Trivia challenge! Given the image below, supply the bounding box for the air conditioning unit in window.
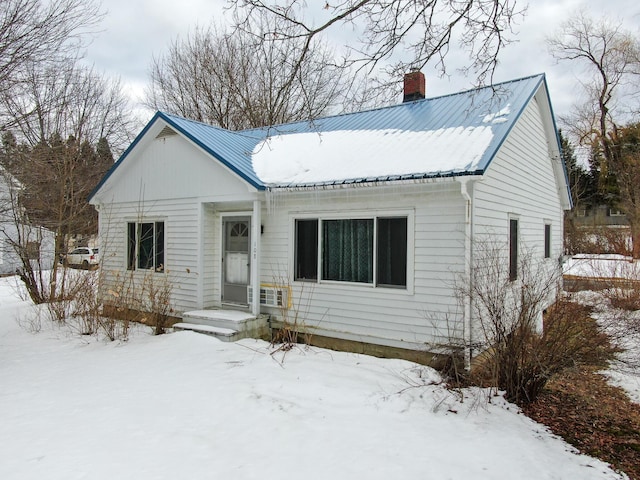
[247,285,289,308]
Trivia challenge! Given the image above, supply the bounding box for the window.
[544,224,551,259]
[377,217,408,287]
[509,218,518,281]
[26,241,40,260]
[127,221,164,272]
[294,216,408,288]
[295,219,318,280]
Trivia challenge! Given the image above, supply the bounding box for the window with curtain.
[294,216,408,288]
[127,221,165,272]
[323,219,374,283]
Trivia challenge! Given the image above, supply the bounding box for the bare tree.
[2,60,135,153]
[146,16,381,130]
[229,0,525,92]
[0,131,114,302]
[547,12,640,176]
[0,0,103,110]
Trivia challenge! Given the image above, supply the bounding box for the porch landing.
[173,309,269,342]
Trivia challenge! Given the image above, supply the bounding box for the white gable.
[91,124,254,205]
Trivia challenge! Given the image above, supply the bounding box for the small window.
[608,208,625,217]
[509,218,518,281]
[127,221,165,272]
[544,224,551,259]
[26,241,40,260]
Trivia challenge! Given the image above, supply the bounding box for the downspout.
[459,177,474,370]
[251,199,262,316]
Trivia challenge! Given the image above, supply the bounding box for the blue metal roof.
[89,73,552,199]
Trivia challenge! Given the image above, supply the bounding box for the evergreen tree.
[559,130,594,208]
[610,122,640,257]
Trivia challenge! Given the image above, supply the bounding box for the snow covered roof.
[90,73,557,197]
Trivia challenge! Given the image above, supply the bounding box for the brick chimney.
[403,71,425,102]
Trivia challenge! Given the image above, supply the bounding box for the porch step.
[177,309,270,341]
[172,322,239,342]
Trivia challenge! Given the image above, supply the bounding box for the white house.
[0,171,55,275]
[88,72,571,363]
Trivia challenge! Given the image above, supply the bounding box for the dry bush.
[102,270,173,336]
[469,299,614,405]
[577,255,640,311]
[604,285,640,311]
[270,276,314,354]
[455,239,615,405]
[565,224,631,256]
[138,273,174,335]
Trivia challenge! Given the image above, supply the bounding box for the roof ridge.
[240,73,546,134]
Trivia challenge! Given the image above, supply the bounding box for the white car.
[64,247,99,268]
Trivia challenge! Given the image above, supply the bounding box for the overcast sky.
[83,0,640,123]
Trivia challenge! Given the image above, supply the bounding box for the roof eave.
[264,169,485,191]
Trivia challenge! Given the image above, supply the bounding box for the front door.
[222,218,250,305]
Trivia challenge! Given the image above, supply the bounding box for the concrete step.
[179,309,270,340]
[172,322,239,342]
[182,309,256,330]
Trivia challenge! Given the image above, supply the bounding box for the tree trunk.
[631,222,640,259]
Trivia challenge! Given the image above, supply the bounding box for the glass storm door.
[222,218,250,304]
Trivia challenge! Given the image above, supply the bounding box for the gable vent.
[156,126,177,139]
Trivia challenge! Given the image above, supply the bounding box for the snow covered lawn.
[0,277,625,479]
[563,254,640,280]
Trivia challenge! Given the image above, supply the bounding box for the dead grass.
[523,360,640,479]
[520,298,640,478]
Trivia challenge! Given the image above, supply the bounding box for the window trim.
[126,219,166,273]
[290,210,414,293]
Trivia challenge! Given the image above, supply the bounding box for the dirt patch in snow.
[524,366,640,479]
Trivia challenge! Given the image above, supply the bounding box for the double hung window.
[127,221,165,272]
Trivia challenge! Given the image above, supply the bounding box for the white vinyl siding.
[474,93,564,262]
[94,128,259,314]
[258,183,467,350]
[98,199,201,312]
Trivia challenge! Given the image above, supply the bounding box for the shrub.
[457,239,613,405]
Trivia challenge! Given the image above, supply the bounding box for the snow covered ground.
[563,254,640,280]
[0,275,629,480]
